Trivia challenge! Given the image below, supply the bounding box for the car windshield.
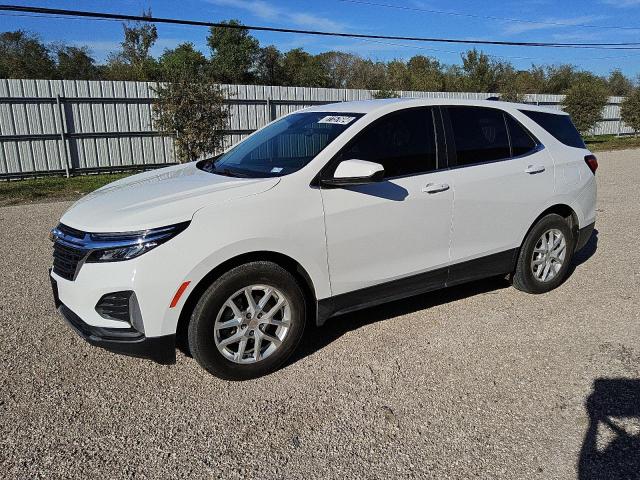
[198,111,363,178]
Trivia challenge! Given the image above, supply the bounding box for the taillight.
[584,154,598,174]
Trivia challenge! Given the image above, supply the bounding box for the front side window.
[199,111,363,178]
[336,107,437,178]
[447,107,510,166]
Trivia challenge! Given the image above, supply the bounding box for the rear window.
[447,106,511,166]
[520,110,586,149]
[505,115,538,157]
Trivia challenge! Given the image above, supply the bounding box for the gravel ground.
[1,150,639,479]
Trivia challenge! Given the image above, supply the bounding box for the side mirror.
[320,159,385,187]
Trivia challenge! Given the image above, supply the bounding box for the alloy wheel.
[214,285,291,364]
[530,228,567,282]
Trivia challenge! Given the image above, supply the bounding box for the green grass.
[585,134,640,152]
[0,173,132,207]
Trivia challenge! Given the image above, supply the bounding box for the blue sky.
[2,0,640,76]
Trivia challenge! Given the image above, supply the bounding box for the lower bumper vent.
[95,291,133,322]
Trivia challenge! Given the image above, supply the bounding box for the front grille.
[95,291,132,322]
[52,242,87,280]
[57,223,86,238]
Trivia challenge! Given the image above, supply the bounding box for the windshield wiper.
[209,164,249,178]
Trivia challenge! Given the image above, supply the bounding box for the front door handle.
[422,183,450,194]
[525,165,545,174]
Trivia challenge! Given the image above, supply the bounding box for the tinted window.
[201,111,363,178]
[520,110,586,149]
[506,114,538,156]
[338,108,437,178]
[447,107,510,166]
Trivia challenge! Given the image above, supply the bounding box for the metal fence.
[0,78,631,179]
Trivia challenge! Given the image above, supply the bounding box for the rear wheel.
[188,261,306,380]
[512,213,575,294]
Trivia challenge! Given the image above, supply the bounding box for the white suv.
[50,99,597,379]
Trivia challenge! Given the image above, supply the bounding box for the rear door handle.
[525,165,545,174]
[422,183,450,194]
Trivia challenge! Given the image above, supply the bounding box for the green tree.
[620,87,640,135]
[255,45,286,85]
[347,58,387,90]
[407,55,443,91]
[207,20,260,84]
[105,9,159,81]
[281,49,329,87]
[385,59,410,91]
[499,75,526,103]
[54,45,99,80]
[545,65,578,94]
[513,66,546,94]
[574,71,608,90]
[498,68,529,102]
[442,65,466,92]
[152,72,228,162]
[562,80,609,135]
[0,30,56,79]
[607,69,633,97]
[317,51,360,88]
[461,49,498,92]
[159,42,207,80]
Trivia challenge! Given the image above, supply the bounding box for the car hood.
[60,162,280,232]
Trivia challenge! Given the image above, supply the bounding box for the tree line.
[0,15,637,97]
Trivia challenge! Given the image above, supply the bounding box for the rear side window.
[506,115,538,157]
[520,110,586,149]
[447,107,511,166]
[338,107,437,178]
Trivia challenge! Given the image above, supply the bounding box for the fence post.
[55,94,72,178]
[266,97,274,122]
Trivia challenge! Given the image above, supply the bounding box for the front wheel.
[188,261,306,380]
[512,213,575,294]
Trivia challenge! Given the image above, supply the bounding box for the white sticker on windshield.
[318,115,356,125]
[270,167,283,173]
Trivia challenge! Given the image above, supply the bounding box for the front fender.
[158,186,330,336]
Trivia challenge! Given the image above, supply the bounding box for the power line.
[353,37,640,63]
[336,0,640,32]
[2,4,640,50]
[0,11,202,30]
[0,11,123,23]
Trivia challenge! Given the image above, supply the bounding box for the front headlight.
[85,222,190,263]
[87,242,160,262]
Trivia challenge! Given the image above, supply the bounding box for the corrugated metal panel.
[0,79,634,177]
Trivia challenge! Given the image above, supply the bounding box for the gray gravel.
[1,150,639,479]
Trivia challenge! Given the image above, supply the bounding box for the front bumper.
[52,275,175,364]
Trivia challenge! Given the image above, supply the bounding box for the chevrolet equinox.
[50,99,597,380]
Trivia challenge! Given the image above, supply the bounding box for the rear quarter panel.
[509,109,597,232]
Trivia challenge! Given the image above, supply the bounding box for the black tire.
[188,261,306,380]
[512,213,575,294]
